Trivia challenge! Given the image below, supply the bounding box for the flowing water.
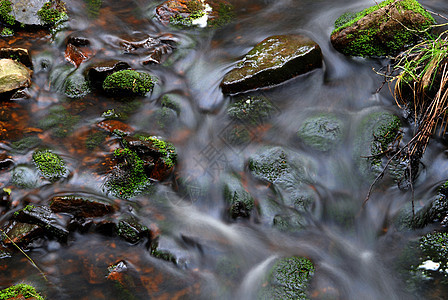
[1,0,448,299]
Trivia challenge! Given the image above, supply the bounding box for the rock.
[6,0,67,26]
[115,215,151,244]
[0,152,13,170]
[37,105,80,138]
[97,119,135,136]
[65,34,93,67]
[227,96,277,125]
[411,181,448,228]
[2,220,44,246]
[220,35,322,94]
[13,205,69,242]
[63,71,91,98]
[0,48,33,68]
[222,174,254,219]
[0,284,45,300]
[124,135,177,181]
[86,60,130,86]
[248,146,317,210]
[32,149,68,182]
[330,0,435,57]
[353,111,403,179]
[102,69,156,96]
[297,114,345,152]
[156,0,234,28]
[11,164,42,189]
[258,256,314,300]
[106,260,147,298]
[49,195,118,218]
[0,59,32,94]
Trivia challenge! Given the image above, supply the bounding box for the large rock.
[330,0,435,57]
[9,0,67,26]
[220,35,322,94]
[0,59,32,94]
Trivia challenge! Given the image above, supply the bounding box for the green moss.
[85,131,108,150]
[64,73,91,98]
[11,136,41,153]
[37,1,67,25]
[420,232,448,273]
[0,27,13,36]
[332,0,435,57]
[102,70,155,96]
[209,3,234,28]
[38,106,80,138]
[105,148,151,199]
[137,135,177,168]
[32,150,67,182]
[223,175,254,218]
[0,0,15,26]
[297,114,345,152]
[258,256,314,300]
[0,284,45,300]
[370,114,401,157]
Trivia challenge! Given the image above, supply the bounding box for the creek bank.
[221,34,322,95]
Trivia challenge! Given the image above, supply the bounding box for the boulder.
[331,0,435,57]
[220,35,322,94]
[0,58,32,94]
[4,0,67,26]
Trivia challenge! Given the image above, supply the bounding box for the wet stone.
[49,195,118,218]
[0,153,13,170]
[2,220,44,246]
[87,61,131,86]
[222,174,254,219]
[0,48,33,68]
[0,59,32,94]
[221,35,322,94]
[297,114,345,152]
[97,119,135,136]
[115,215,151,244]
[13,205,69,242]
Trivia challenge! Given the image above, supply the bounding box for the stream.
[1,0,448,299]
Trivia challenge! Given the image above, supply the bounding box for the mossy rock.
[227,96,277,125]
[353,111,402,179]
[0,283,45,300]
[258,256,314,300]
[115,215,151,244]
[1,0,67,27]
[11,136,41,153]
[331,0,435,57]
[104,147,152,199]
[221,35,322,94]
[63,72,91,98]
[297,114,345,152]
[32,149,68,182]
[222,174,254,219]
[248,146,317,210]
[102,69,155,96]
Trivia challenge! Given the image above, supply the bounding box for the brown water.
[1,0,448,299]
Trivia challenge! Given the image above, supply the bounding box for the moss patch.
[0,283,45,300]
[37,1,67,25]
[0,0,15,26]
[32,149,68,182]
[103,70,155,96]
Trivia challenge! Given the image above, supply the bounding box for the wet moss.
[0,283,45,300]
[38,106,80,138]
[0,0,15,26]
[85,131,108,150]
[223,175,254,218]
[258,256,314,300]
[0,27,13,36]
[227,96,276,125]
[209,3,234,28]
[137,135,177,168]
[161,95,181,115]
[103,70,155,96]
[169,0,206,27]
[64,73,91,98]
[37,1,68,25]
[297,114,345,152]
[32,150,68,182]
[105,147,151,199]
[420,231,448,272]
[11,136,41,153]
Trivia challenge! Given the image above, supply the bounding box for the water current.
[2,0,448,299]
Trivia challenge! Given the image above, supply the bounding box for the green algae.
[37,1,67,25]
[32,149,68,182]
[0,283,45,300]
[0,0,15,26]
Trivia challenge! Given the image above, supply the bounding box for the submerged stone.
[115,215,151,244]
[63,71,91,98]
[258,256,314,300]
[330,0,435,57]
[50,195,117,218]
[223,174,254,219]
[297,114,345,152]
[0,58,32,94]
[227,96,277,125]
[411,181,448,228]
[221,34,322,94]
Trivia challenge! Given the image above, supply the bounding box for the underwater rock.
[330,0,434,57]
[97,119,135,136]
[11,164,42,189]
[227,96,277,125]
[221,34,322,94]
[0,47,33,68]
[2,220,44,246]
[0,58,32,94]
[50,195,118,218]
[102,69,156,96]
[156,0,234,28]
[13,205,69,242]
[258,256,314,300]
[222,174,254,219]
[0,284,45,300]
[297,114,345,152]
[63,71,91,98]
[115,215,151,244]
[248,146,317,211]
[353,111,403,179]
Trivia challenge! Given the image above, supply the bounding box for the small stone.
[2,220,44,246]
[221,35,322,94]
